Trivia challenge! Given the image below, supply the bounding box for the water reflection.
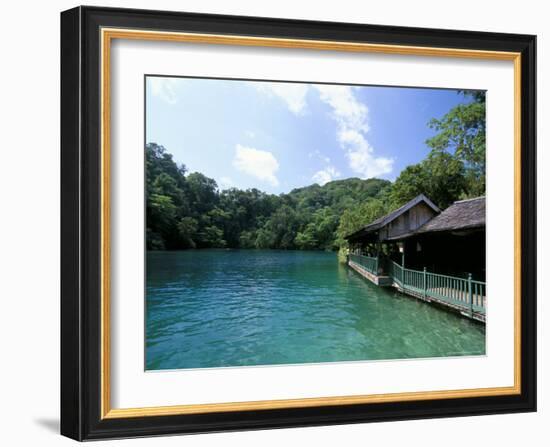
[146,250,485,370]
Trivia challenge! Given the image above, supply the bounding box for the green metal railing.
[388,260,403,287]
[350,255,486,317]
[389,261,486,316]
[349,253,378,275]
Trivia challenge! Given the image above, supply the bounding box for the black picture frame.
[61,5,536,441]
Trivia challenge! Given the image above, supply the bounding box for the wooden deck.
[392,283,486,323]
[348,260,393,286]
[348,258,486,323]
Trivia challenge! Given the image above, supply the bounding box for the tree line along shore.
[146,91,485,254]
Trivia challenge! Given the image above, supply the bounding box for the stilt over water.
[345,195,486,323]
[348,255,486,322]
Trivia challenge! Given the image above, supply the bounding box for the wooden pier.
[348,254,486,323]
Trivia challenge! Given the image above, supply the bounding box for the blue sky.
[146,76,476,194]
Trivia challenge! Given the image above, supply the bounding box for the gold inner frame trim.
[100,27,522,419]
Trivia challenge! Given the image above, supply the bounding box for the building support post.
[423,267,427,299]
[468,273,473,317]
[376,238,381,274]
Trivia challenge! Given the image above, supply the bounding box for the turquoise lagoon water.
[146,250,485,370]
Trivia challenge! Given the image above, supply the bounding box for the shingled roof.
[416,196,485,234]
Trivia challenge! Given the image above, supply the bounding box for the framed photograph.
[60,6,536,441]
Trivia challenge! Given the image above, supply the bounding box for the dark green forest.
[147,91,485,253]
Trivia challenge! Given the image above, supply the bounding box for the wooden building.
[345,194,440,273]
[345,195,486,321]
[398,197,486,281]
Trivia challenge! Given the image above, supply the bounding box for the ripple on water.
[146,250,486,370]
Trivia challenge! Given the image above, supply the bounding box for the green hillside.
[146,142,390,251]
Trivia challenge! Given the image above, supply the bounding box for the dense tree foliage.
[388,150,466,209]
[146,142,389,251]
[146,90,485,252]
[388,90,486,209]
[426,90,486,197]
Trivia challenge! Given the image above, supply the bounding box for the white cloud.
[254,81,394,178]
[219,176,235,189]
[232,144,280,186]
[314,85,369,133]
[254,82,309,115]
[312,166,341,186]
[339,129,393,178]
[309,149,331,164]
[148,77,180,104]
[313,85,393,178]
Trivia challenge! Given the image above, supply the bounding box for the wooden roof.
[345,194,440,240]
[416,196,485,234]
